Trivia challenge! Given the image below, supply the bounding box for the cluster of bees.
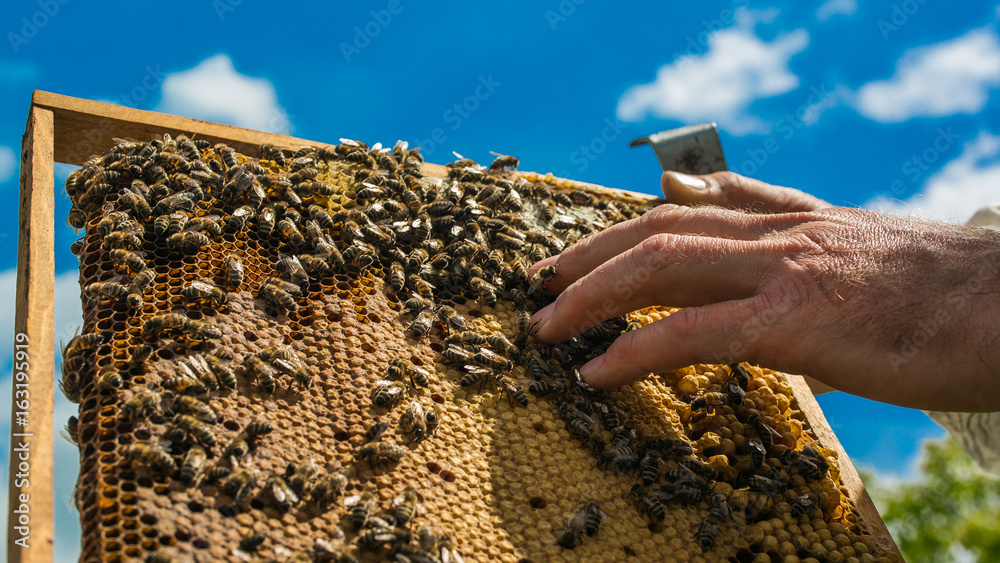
[60,132,888,562]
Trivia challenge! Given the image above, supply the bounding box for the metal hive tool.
[59,135,900,563]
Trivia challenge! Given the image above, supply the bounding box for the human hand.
[529,172,1000,412]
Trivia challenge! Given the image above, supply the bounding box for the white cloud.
[854,28,1000,122]
[0,146,16,183]
[866,131,1000,223]
[616,9,809,135]
[155,54,292,134]
[816,0,857,21]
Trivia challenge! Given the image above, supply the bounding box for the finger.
[530,204,810,293]
[579,295,772,388]
[662,171,832,213]
[530,233,774,343]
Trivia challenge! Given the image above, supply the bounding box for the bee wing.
[188,280,215,294]
[278,253,303,271]
[343,494,362,507]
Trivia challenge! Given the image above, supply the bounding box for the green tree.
[862,438,1000,563]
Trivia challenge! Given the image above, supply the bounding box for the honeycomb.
[58,135,901,563]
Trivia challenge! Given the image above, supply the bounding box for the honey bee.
[223,469,257,509]
[111,249,147,273]
[277,218,306,247]
[264,474,300,512]
[495,374,527,407]
[223,253,245,287]
[309,204,335,229]
[371,380,407,408]
[406,276,433,303]
[311,471,349,505]
[357,525,411,552]
[388,358,431,388]
[436,305,467,331]
[697,518,720,548]
[790,493,818,519]
[707,492,733,524]
[312,537,356,563]
[179,446,207,483]
[103,230,142,251]
[238,532,267,554]
[62,332,105,359]
[278,253,309,287]
[259,283,298,313]
[285,459,321,497]
[442,344,474,364]
[257,206,276,236]
[355,183,384,200]
[167,231,209,253]
[528,265,558,295]
[181,280,228,307]
[747,474,788,495]
[469,276,497,307]
[399,401,428,441]
[186,319,222,341]
[223,432,250,459]
[409,309,434,338]
[228,205,255,231]
[393,486,421,526]
[402,188,421,214]
[747,414,780,451]
[691,392,728,413]
[358,441,405,467]
[299,253,331,275]
[245,418,273,438]
[488,152,519,170]
[173,394,217,424]
[259,143,286,165]
[388,262,405,292]
[205,353,237,389]
[781,448,828,481]
[121,391,161,421]
[345,487,378,530]
[630,485,665,521]
[62,415,79,446]
[97,367,123,392]
[473,348,512,371]
[459,365,493,389]
[245,355,277,394]
[528,380,561,397]
[84,280,129,301]
[124,443,176,473]
[172,413,217,447]
[156,191,198,215]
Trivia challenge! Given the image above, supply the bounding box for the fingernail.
[664,171,707,192]
[580,355,605,383]
[530,302,555,333]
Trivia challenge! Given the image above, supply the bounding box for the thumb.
[661,170,830,214]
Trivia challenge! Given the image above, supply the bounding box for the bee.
[404,295,434,313]
[355,183,384,200]
[311,471,349,505]
[402,188,421,213]
[747,475,787,495]
[161,373,208,396]
[744,494,772,523]
[436,305,467,331]
[473,348,512,371]
[103,230,142,250]
[309,204,335,229]
[528,265,558,295]
[460,365,494,389]
[84,280,129,301]
[259,283,298,313]
[382,261,405,292]
[257,206,276,236]
[62,416,79,446]
[186,215,223,237]
[488,152,519,170]
[61,332,98,362]
[790,494,818,519]
[469,276,497,307]
[485,333,517,356]
[238,532,267,554]
[111,249,147,274]
[363,420,391,445]
[781,448,827,481]
[124,443,176,473]
[264,474,300,512]
[186,319,222,340]
[173,395,217,423]
[179,446,207,483]
[285,459,321,497]
[245,355,277,393]
[97,367,123,392]
[277,218,306,247]
[691,392,728,413]
[747,414,780,451]
[156,191,197,215]
[299,253,331,275]
[205,353,237,389]
[409,309,433,338]
[278,253,309,287]
[223,469,257,509]
[244,419,273,438]
[388,358,431,388]
[357,526,411,552]
[516,310,533,342]
[558,508,587,549]
[172,413,217,447]
[707,492,733,524]
[371,380,407,408]
[259,143,286,165]
[312,538,356,563]
[430,214,455,231]
[181,280,228,307]
[528,380,561,397]
[630,485,665,521]
[223,433,250,459]
[399,401,428,441]
[697,518,720,548]
[345,487,378,530]
[442,344,475,364]
[223,253,245,287]
[228,205,255,231]
[167,231,210,253]
[639,451,664,486]
[358,441,405,467]
[411,213,431,241]
[495,374,527,407]
[121,391,161,421]
[679,457,718,481]
[393,486,421,526]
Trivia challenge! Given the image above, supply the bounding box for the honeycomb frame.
[9,91,903,563]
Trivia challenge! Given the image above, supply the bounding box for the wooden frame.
[7,90,901,562]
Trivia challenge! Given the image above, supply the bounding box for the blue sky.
[2,1,998,558]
